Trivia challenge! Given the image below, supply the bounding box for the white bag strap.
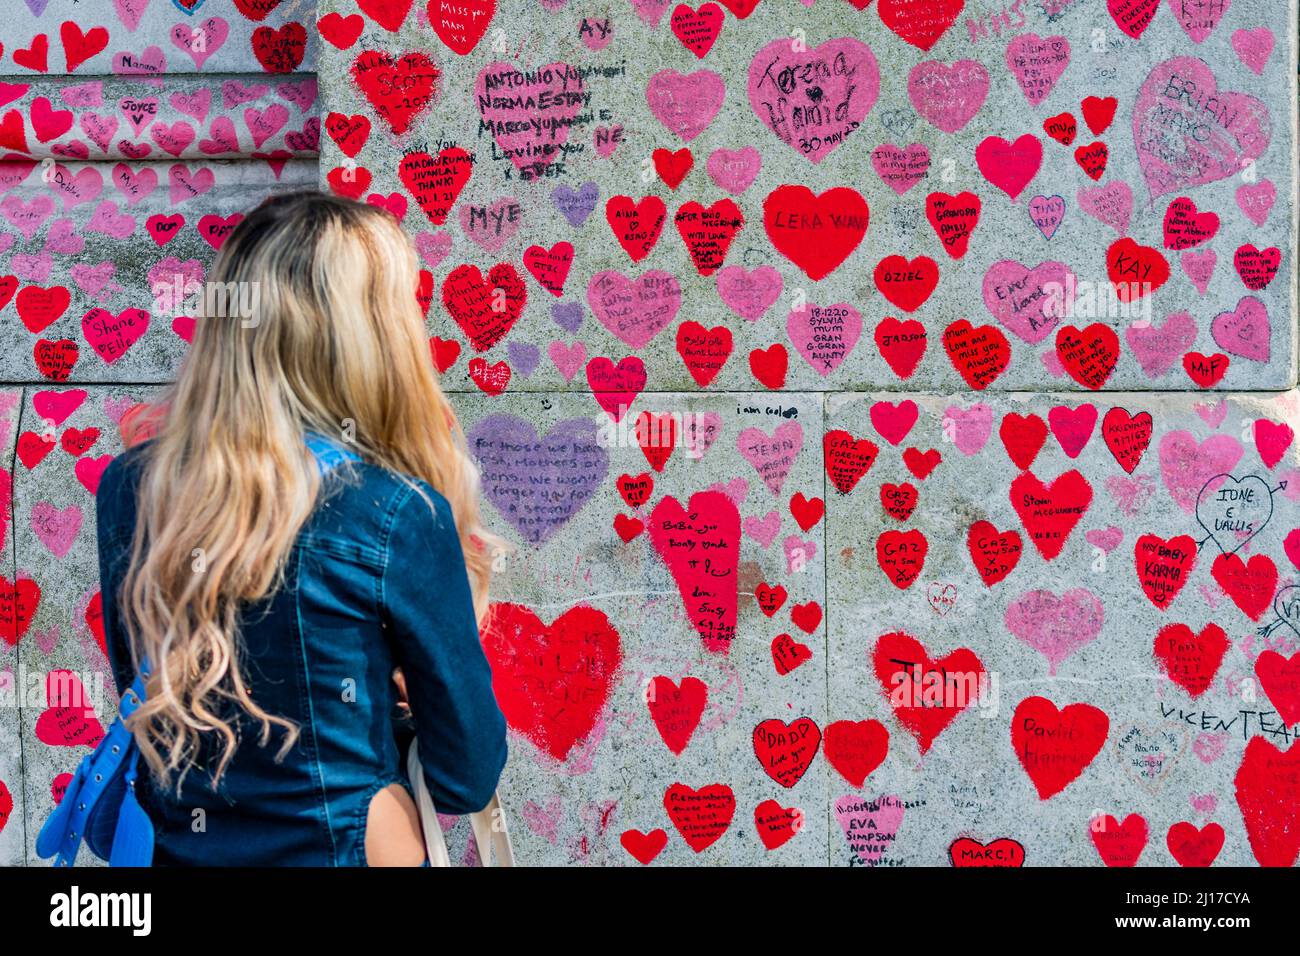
[405,738,515,867]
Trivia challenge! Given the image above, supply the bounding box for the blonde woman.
[95,191,508,866]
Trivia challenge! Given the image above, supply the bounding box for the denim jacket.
[93,432,508,866]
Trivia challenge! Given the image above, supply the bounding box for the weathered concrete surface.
[458,390,829,864]
[826,389,1300,866]
[0,158,319,384]
[320,0,1298,393]
[0,0,318,77]
[0,389,24,865]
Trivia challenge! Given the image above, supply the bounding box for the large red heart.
[1235,737,1300,867]
[647,675,707,755]
[824,719,889,787]
[605,195,667,262]
[1106,237,1169,302]
[1107,0,1159,38]
[1009,469,1092,560]
[649,491,740,653]
[1256,651,1300,725]
[949,837,1025,867]
[1166,821,1224,867]
[878,0,964,51]
[664,782,736,852]
[967,520,1022,586]
[480,603,622,762]
[350,50,441,135]
[674,198,744,276]
[34,670,105,747]
[251,23,308,74]
[356,0,414,31]
[752,717,821,788]
[1011,695,1108,799]
[975,134,1041,200]
[942,319,1009,390]
[763,185,869,281]
[1154,623,1229,698]
[398,147,472,226]
[823,430,878,494]
[441,263,526,351]
[925,190,980,259]
[1101,407,1152,474]
[873,255,938,312]
[1211,552,1277,621]
[1055,323,1120,390]
[873,630,985,754]
[875,317,927,379]
[876,529,927,589]
[1134,533,1197,610]
[1090,813,1148,867]
[430,0,496,55]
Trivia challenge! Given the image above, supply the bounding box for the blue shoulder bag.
[36,666,155,867]
[36,431,359,867]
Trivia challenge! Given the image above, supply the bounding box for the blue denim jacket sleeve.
[94,450,141,698]
[381,482,508,815]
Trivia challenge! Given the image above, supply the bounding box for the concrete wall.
[1,0,1298,867]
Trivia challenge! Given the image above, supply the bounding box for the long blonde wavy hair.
[119,191,502,789]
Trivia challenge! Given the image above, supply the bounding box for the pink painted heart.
[1168,0,1229,43]
[112,163,158,204]
[871,143,930,195]
[737,422,803,495]
[646,69,725,142]
[834,794,905,866]
[706,146,761,194]
[115,0,150,31]
[1236,180,1275,227]
[1,195,55,240]
[1181,248,1216,295]
[1194,399,1228,429]
[86,200,135,239]
[1077,181,1133,234]
[748,37,880,164]
[1005,34,1070,107]
[1126,311,1197,379]
[171,89,211,123]
[1231,28,1274,75]
[168,164,215,203]
[1086,527,1123,553]
[33,389,87,425]
[82,307,150,363]
[587,270,682,349]
[787,303,861,376]
[743,509,781,549]
[474,62,585,175]
[1158,430,1243,514]
[548,340,586,382]
[783,535,817,573]
[908,59,989,134]
[171,18,229,69]
[982,259,1074,344]
[1132,56,1271,200]
[414,231,452,268]
[1005,588,1103,675]
[943,403,992,456]
[81,113,119,151]
[244,103,289,148]
[681,411,722,460]
[30,502,83,558]
[1029,195,1065,240]
[629,0,672,25]
[458,197,522,253]
[1211,296,1270,363]
[708,478,749,508]
[716,265,782,322]
[49,165,104,210]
